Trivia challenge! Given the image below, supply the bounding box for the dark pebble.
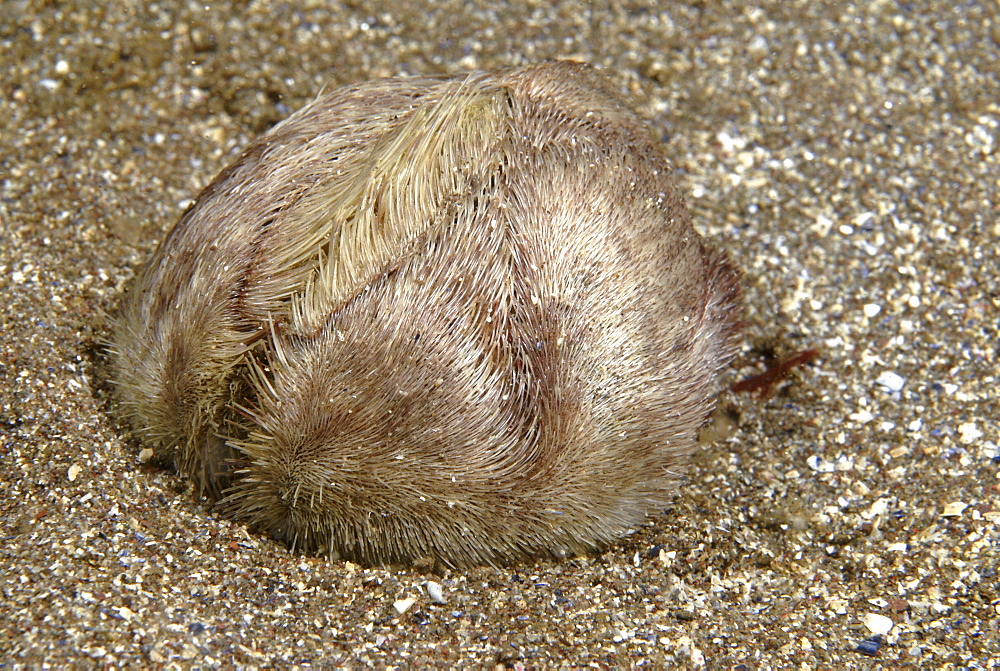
[855,635,883,657]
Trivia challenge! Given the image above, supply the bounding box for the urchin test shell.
[111,61,742,568]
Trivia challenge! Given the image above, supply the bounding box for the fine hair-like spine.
[111,61,743,568]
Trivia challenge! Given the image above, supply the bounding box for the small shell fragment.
[861,613,893,636]
[874,371,905,392]
[425,581,446,604]
[941,502,968,517]
[957,422,983,444]
[393,597,417,615]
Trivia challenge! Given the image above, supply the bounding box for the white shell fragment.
[862,613,894,636]
[393,598,416,615]
[941,502,968,518]
[957,422,983,444]
[874,371,905,392]
[425,581,447,604]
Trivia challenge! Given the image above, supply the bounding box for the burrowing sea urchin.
[111,61,743,568]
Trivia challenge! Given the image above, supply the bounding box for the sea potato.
[112,61,742,567]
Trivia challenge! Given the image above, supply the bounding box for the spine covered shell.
[111,61,742,567]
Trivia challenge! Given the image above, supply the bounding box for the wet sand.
[2,1,997,666]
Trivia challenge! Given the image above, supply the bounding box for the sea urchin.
[111,61,742,568]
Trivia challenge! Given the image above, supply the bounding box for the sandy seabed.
[1,1,997,667]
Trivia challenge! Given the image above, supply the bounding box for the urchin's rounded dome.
[111,61,742,568]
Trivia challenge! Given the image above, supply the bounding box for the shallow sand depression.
[1,1,997,666]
